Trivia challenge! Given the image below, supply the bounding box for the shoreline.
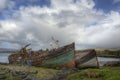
[0,64,120,80]
[97,56,120,58]
[0,62,9,65]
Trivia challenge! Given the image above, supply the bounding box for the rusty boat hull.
[32,43,76,68]
[75,49,99,68]
[8,43,99,69]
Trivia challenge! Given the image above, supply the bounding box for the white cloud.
[0,0,15,11]
[0,0,120,50]
[76,11,120,49]
[113,0,120,4]
[0,0,7,11]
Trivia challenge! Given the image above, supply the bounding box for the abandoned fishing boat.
[8,43,99,68]
[9,43,76,68]
[32,43,76,68]
[75,49,99,68]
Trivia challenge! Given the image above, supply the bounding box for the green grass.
[67,67,120,80]
[0,64,61,80]
[1,65,120,80]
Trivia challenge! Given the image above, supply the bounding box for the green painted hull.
[38,43,75,68]
[41,50,74,67]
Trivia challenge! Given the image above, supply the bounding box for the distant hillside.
[95,48,120,51]
[0,48,18,53]
[76,48,120,58]
[75,49,94,53]
[96,50,120,58]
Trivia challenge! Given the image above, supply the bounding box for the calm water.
[0,53,120,66]
[0,53,12,63]
[97,57,120,66]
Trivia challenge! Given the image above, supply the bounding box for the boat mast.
[50,37,59,49]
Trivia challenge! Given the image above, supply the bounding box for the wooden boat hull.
[32,43,76,68]
[8,43,100,69]
[39,50,75,68]
[75,50,99,68]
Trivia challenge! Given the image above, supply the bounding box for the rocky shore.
[0,65,79,80]
[0,67,43,80]
[103,61,120,67]
[0,60,120,80]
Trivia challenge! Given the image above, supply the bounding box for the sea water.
[0,53,12,63]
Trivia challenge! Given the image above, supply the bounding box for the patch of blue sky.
[94,0,120,13]
[10,0,51,10]
[0,0,51,20]
[85,22,98,28]
[0,13,5,20]
[0,7,15,20]
[73,0,77,3]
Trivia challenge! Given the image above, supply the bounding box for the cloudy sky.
[0,0,120,50]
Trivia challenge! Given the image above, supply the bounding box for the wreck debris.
[8,43,99,69]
